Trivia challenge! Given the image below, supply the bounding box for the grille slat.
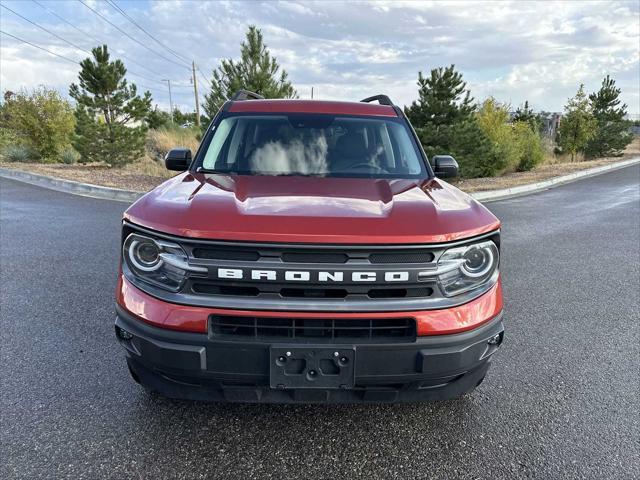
[369,251,434,264]
[192,282,434,299]
[211,316,416,343]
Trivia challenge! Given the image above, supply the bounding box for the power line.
[31,0,103,46]
[1,3,89,54]
[0,30,166,96]
[2,2,165,87]
[31,0,164,79]
[0,30,79,64]
[78,0,191,71]
[106,0,192,66]
[196,65,213,88]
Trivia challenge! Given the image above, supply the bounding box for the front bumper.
[115,304,504,403]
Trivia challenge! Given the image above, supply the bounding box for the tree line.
[0,26,633,177]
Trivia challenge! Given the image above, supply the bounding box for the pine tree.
[584,75,632,158]
[404,65,475,157]
[513,100,543,134]
[448,119,498,178]
[69,45,152,166]
[203,26,296,117]
[557,85,597,161]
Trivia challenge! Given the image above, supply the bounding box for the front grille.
[211,316,416,343]
[180,242,443,304]
[123,223,500,313]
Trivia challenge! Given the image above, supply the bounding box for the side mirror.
[431,155,459,178]
[165,148,192,171]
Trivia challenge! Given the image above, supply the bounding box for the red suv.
[115,91,503,403]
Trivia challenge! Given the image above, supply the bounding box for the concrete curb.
[1,157,638,204]
[0,167,143,203]
[470,157,640,202]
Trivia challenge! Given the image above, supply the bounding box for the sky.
[1,0,639,116]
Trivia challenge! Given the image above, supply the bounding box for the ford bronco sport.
[115,91,504,403]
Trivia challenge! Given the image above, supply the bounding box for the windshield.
[199,114,426,178]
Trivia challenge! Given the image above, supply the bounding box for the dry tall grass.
[146,127,201,162]
[135,126,202,179]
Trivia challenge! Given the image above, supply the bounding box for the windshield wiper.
[196,167,232,174]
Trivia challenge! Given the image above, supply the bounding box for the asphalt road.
[1,165,639,480]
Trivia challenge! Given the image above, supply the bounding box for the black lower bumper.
[115,305,504,404]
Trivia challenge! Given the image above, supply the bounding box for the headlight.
[436,240,499,297]
[123,233,205,291]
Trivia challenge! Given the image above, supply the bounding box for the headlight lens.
[123,233,191,291]
[437,240,499,297]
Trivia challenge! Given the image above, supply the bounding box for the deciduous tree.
[0,87,75,161]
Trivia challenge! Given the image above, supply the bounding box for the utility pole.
[192,61,201,127]
[162,79,173,122]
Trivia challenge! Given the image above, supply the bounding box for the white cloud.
[0,0,638,115]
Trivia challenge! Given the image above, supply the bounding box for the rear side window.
[200,114,426,178]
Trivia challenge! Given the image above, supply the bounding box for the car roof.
[227,99,398,117]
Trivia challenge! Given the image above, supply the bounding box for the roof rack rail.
[231,90,265,101]
[360,94,394,106]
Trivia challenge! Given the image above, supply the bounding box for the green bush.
[0,126,19,151]
[59,148,80,164]
[1,88,75,161]
[513,122,545,171]
[476,98,521,173]
[2,144,37,162]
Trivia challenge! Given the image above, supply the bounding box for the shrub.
[513,122,545,171]
[1,88,75,161]
[476,98,521,173]
[0,126,19,152]
[2,144,37,162]
[60,148,80,164]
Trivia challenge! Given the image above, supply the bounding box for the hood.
[124,172,500,244]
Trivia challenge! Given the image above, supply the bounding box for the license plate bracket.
[270,346,355,389]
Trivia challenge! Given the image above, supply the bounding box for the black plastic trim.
[115,305,504,403]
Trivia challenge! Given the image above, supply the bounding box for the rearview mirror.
[431,155,459,178]
[165,148,192,171]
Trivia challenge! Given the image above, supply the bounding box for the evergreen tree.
[203,26,296,117]
[69,45,152,166]
[557,84,597,161]
[585,75,632,158]
[513,100,534,123]
[404,65,475,157]
[513,100,543,134]
[447,119,498,178]
[145,106,171,130]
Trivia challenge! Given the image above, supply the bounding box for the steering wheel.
[345,162,388,174]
